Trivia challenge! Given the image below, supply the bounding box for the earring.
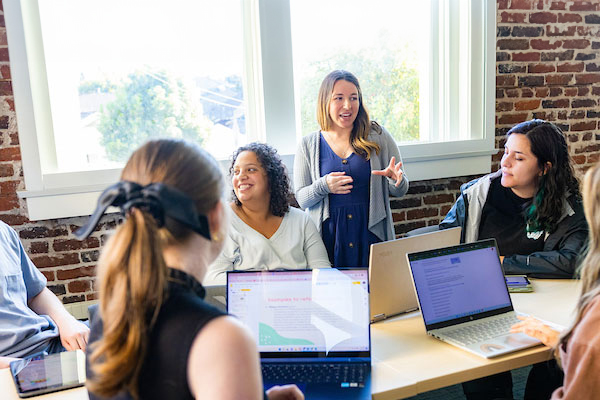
[211,232,222,242]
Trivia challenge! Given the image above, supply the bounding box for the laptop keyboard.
[441,314,520,346]
[262,362,369,385]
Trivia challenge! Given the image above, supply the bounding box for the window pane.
[38,0,247,172]
[290,0,429,143]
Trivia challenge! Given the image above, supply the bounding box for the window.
[5,0,495,221]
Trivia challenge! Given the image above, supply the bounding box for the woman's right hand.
[510,315,561,347]
[326,172,353,194]
[266,384,305,400]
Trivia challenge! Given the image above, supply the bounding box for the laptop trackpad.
[469,332,541,356]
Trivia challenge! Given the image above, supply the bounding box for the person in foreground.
[441,119,587,278]
[511,161,600,399]
[0,221,89,369]
[205,142,329,285]
[294,70,409,267]
[440,119,587,399]
[79,139,302,399]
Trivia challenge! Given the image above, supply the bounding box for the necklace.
[323,132,353,159]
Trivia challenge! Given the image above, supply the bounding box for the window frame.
[5,0,496,221]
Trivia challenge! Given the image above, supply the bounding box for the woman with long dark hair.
[441,119,588,399]
[294,70,409,267]
[80,139,302,399]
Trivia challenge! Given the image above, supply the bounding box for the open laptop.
[407,239,541,358]
[369,227,461,322]
[227,268,371,399]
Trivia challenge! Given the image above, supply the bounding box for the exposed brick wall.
[392,0,600,235]
[0,0,597,302]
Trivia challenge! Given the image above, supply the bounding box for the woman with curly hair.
[294,70,409,267]
[441,119,588,399]
[206,142,330,284]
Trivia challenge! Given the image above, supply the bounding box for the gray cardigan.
[293,125,409,242]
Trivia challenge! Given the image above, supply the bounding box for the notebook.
[407,239,541,358]
[369,227,461,322]
[227,268,371,399]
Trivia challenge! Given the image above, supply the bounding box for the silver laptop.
[407,239,541,358]
[369,227,461,322]
[227,269,371,399]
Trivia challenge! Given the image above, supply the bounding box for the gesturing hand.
[59,318,90,351]
[510,315,560,347]
[326,171,353,194]
[372,156,404,187]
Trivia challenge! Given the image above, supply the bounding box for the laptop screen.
[227,269,370,355]
[408,240,512,327]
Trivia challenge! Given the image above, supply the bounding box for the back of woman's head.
[557,163,600,358]
[507,119,580,233]
[88,139,223,398]
[230,142,290,217]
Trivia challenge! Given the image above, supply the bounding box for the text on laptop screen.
[409,243,511,325]
[227,269,370,354]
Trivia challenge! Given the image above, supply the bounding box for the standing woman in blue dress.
[294,70,409,267]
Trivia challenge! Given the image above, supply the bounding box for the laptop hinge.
[372,313,386,322]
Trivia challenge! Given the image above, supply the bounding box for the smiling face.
[231,150,269,205]
[327,79,360,132]
[500,133,543,198]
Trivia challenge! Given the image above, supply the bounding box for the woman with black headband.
[78,139,302,399]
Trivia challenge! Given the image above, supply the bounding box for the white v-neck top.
[204,207,331,285]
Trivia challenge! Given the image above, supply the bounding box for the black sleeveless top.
[87,268,226,400]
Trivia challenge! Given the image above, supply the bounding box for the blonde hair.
[316,70,381,160]
[555,163,599,360]
[87,139,223,399]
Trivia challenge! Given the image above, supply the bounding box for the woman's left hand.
[372,156,404,187]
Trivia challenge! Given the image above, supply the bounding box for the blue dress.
[319,133,381,267]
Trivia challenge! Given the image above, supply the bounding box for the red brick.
[423,194,455,205]
[550,1,566,10]
[86,293,99,301]
[557,62,585,73]
[588,153,600,164]
[545,74,573,85]
[572,121,597,132]
[515,99,541,111]
[0,213,28,225]
[572,99,597,108]
[407,208,439,221]
[511,0,535,10]
[582,132,594,141]
[19,226,69,239]
[512,52,541,62]
[542,99,570,108]
[0,180,19,195]
[32,253,80,268]
[557,13,583,23]
[497,75,516,87]
[498,0,509,9]
[0,196,19,212]
[575,144,600,154]
[577,26,600,37]
[593,86,600,95]
[500,12,527,23]
[29,241,49,254]
[497,39,530,50]
[0,164,13,177]
[570,2,599,11]
[0,81,11,95]
[499,113,528,125]
[392,211,406,222]
[496,102,514,112]
[572,154,587,164]
[578,87,590,96]
[67,280,91,293]
[530,12,558,24]
[547,25,577,36]
[576,73,600,85]
[527,63,555,74]
[568,110,586,119]
[535,87,550,97]
[62,295,85,304]
[9,133,18,146]
[567,134,579,142]
[563,39,591,49]
[530,39,562,50]
[52,237,100,252]
[564,88,578,96]
[0,48,8,63]
[57,266,96,280]
[42,270,55,282]
[0,65,9,80]
[505,89,520,98]
[522,88,534,97]
[0,147,20,161]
